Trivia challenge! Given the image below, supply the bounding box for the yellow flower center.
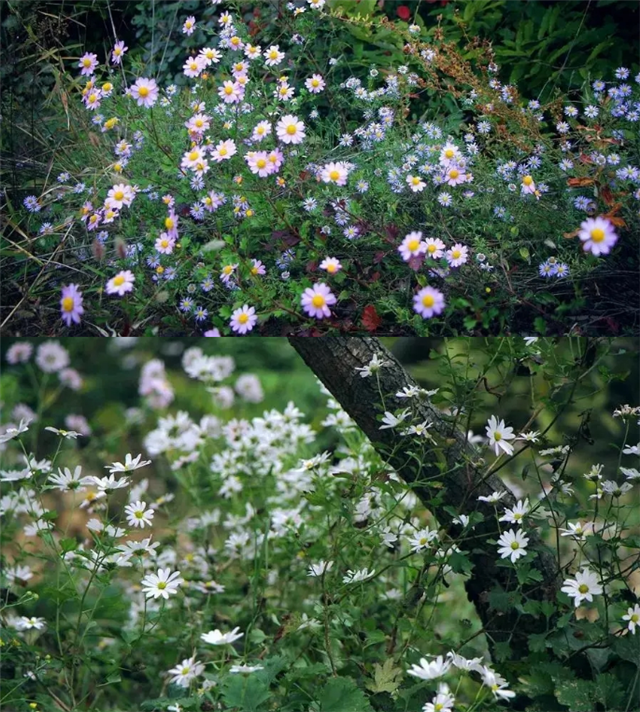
[181,666,190,675]
[138,86,149,97]
[224,85,233,94]
[189,151,199,161]
[135,511,144,519]
[88,94,98,103]
[312,79,320,86]
[83,58,92,67]
[165,218,174,229]
[445,149,454,158]
[219,147,228,156]
[510,541,520,550]
[113,275,125,287]
[631,614,639,623]
[422,294,435,307]
[157,581,167,590]
[270,50,279,59]
[408,239,420,251]
[312,295,326,308]
[411,176,421,185]
[286,124,297,135]
[231,36,240,45]
[329,170,340,181]
[223,266,233,275]
[195,119,204,127]
[428,244,436,253]
[523,175,533,186]
[156,266,164,274]
[161,240,169,248]
[494,432,502,441]
[251,267,259,275]
[449,169,459,179]
[327,264,337,273]
[238,313,249,324]
[578,584,589,594]
[114,190,124,201]
[257,127,265,134]
[102,83,112,92]
[591,228,605,242]
[452,250,461,259]
[62,297,74,312]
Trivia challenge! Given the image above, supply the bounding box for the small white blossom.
[201,627,244,645]
[497,529,529,563]
[622,604,640,634]
[354,353,388,378]
[379,410,410,430]
[485,416,515,456]
[407,656,451,681]
[342,568,375,584]
[141,568,184,599]
[307,560,333,577]
[107,453,152,473]
[561,568,603,607]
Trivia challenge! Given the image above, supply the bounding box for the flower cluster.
[9,2,636,335]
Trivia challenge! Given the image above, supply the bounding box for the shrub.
[2,2,639,335]
[0,336,639,711]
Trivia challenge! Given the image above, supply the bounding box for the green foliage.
[317,677,374,712]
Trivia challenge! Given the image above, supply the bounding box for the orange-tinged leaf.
[563,229,580,239]
[600,186,614,206]
[567,177,594,187]
[603,215,626,228]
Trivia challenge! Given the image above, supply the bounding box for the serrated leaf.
[554,678,595,712]
[365,659,403,694]
[221,674,270,712]
[319,677,373,712]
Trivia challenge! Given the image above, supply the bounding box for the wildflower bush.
[2,1,639,336]
[1,335,639,712]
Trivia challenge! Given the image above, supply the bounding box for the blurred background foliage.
[2,0,638,190]
[1,338,638,486]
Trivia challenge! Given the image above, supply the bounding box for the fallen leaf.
[362,305,382,332]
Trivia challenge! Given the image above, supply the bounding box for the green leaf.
[493,641,511,662]
[528,633,548,653]
[60,538,77,553]
[594,672,625,709]
[221,675,271,712]
[488,587,519,612]
[614,635,640,668]
[365,659,403,695]
[318,677,373,712]
[554,678,596,712]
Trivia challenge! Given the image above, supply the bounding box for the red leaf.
[362,305,383,332]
